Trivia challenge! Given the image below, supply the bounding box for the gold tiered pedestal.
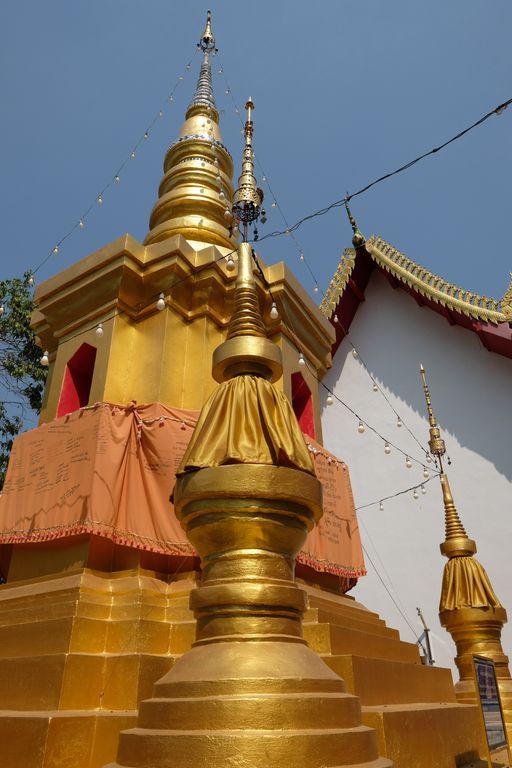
[107,462,390,768]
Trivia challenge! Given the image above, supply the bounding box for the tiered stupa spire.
[144,11,236,248]
[420,365,512,739]
[108,88,389,768]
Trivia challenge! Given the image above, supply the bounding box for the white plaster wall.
[321,270,512,674]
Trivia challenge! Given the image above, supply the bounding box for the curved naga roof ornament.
[321,235,510,326]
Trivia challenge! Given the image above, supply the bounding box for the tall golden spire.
[145,10,236,249]
[419,364,476,558]
[212,99,282,383]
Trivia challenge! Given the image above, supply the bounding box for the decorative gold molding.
[321,235,509,325]
[320,248,356,316]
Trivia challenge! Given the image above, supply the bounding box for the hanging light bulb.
[27,275,34,287]
[423,468,429,479]
[159,110,163,117]
[413,489,419,500]
[372,383,378,392]
[298,353,305,366]
[357,421,365,434]
[97,195,103,205]
[405,456,412,469]
[384,442,391,454]
[225,88,230,95]
[271,201,277,208]
[226,255,235,271]
[262,175,267,182]
[421,485,427,495]
[156,292,166,311]
[0,305,4,316]
[396,418,402,428]
[95,323,104,338]
[224,208,232,221]
[379,501,384,512]
[218,67,223,74]
[333,315,339,324]
[114,174,120,183]
[326,394,334,406]
[168,95,174,102]
[53,246,59,255]
[426,454,432,464]
[219,189,225,199]
[131,151,136,159]
[313,284,319,293]
[270,301,279,320]
[352,348,358,358]
[299,253,305,262]
[40,350,49,367]
[79,219,85,229]
[186,63,191,70]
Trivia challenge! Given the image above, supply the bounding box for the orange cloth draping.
[440,556,502,611]
[0,403,365,578]
[179,376,315,475]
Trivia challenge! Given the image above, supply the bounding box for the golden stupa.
[420,365,512,744]
[0,12,505,768]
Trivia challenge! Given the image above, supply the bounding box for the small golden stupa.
[420,365,512,741]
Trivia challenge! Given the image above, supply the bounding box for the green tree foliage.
[0,273,47,486]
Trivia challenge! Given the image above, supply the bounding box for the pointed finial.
[419,364,446,467]
[211,100,281,383]
[232,98,264,241]
[188,11,217,114]
[344,196,365,248]
[419,365,476,559]
[198,9,216,52]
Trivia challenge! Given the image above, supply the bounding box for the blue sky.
[1,1,510,299]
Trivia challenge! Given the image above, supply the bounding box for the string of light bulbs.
[27,49,199,280]
[38,246,239,364]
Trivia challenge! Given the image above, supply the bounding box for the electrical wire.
[255,97,512,244]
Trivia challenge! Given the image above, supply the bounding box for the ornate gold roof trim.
[321,235,510,324]
[320,248,356,317]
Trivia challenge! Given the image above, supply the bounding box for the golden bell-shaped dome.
[145,11,237,249]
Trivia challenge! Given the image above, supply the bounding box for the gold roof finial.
[419,365,476,559]
[344,196,365,248]
[212,99,282,384]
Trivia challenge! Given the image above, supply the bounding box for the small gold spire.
[212,100,282,383]
[419,364,446,464]
[344,197,365,248]
[419,365,476,558]
[199,9,215,52]
[232,99,264,241]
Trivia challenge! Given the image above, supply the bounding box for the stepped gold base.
[0,566,490,767]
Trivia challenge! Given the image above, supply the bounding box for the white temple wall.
[321,269,512,673]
